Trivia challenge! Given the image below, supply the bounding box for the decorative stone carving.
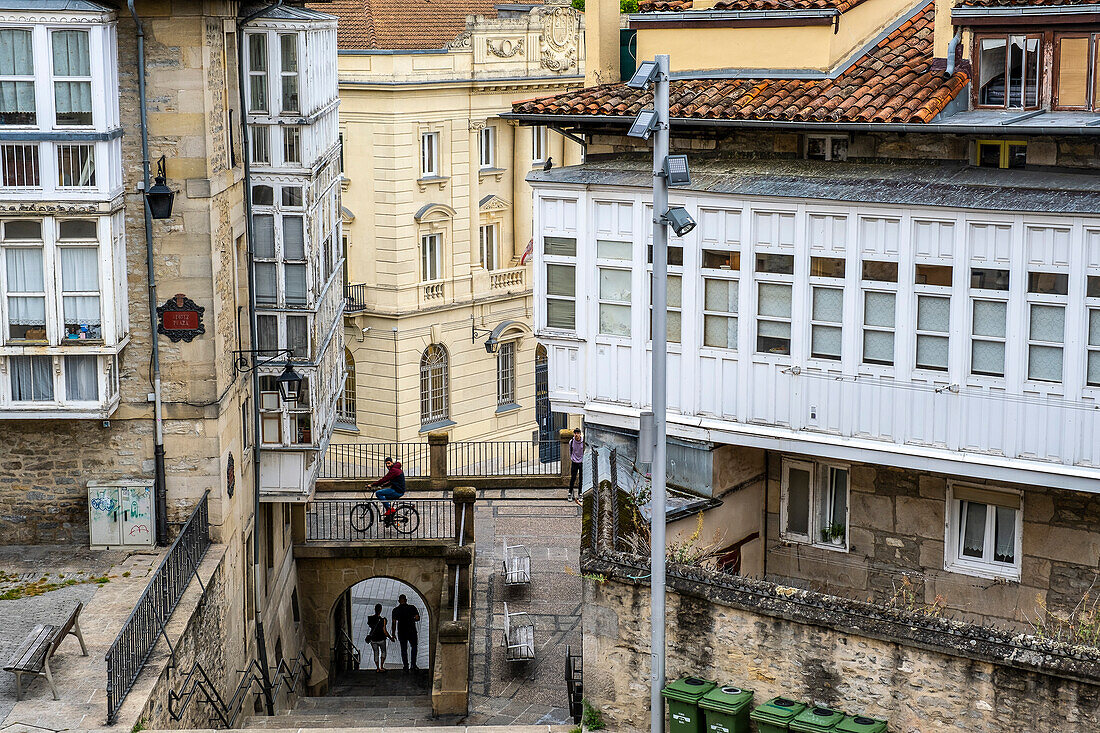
[449,30,472,49]
[540,6,579,73]
[469,119,487,132]
[486,37,524,58]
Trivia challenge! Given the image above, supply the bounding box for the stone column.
[428,431,449,490]
[452,486,476,545]
[560,428,574,483]
[291,503,306,544]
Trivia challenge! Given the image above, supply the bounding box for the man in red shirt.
[370,457,406,517]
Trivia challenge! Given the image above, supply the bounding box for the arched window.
[337,348,356,425]
[420,344,449,425]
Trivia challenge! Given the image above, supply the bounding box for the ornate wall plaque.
[157,293,206,342]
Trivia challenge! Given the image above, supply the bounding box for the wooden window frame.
[972,32,1044,111]
[1052,31,1099,111]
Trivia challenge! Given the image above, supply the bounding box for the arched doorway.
[535,343,568,462]
[330,576,431,695]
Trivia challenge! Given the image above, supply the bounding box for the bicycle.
[349,490,420,536]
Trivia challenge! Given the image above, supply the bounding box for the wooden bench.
[501,602,535,662]
[502,538,531,587]
[4,602,87,701]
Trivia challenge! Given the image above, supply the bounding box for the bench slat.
[5,625,57,672]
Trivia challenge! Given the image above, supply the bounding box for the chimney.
[585,0,620,86]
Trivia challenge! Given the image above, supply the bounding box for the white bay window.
[544,235,576,331]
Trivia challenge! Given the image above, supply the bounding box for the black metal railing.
[304,497,454,541]
[106,491,212,724]
[334,628,360,673]
[321,442,429,479]
[344,283,368,312]
[566,645,583,724]
[169,651,311,728]
[447,440,561,477]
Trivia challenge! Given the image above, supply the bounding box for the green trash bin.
[835,715,888,733]
[662,676,717,733]
[790,705,845,732]
[749,697,807,733]
[699,685,754,733]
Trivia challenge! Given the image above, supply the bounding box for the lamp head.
[276,362,303,403]
[627,60,660,89]
[628,109,659,140]
[663,206,696,237]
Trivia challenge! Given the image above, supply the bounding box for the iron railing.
[447,440,561,477]
[305,497,454,542]
[106,491,211,724]
[334,628,360,673]
[566,645,583,724]
[169,651,311,728]
[321,442,429,479]
[344,283,368,312]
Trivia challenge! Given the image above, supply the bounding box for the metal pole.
[649,53,670,733]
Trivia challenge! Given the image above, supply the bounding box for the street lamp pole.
[649,52,671,733]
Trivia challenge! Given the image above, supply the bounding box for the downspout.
[238,0,284,717]
[392,327,399,441]
[127,0,169,548]
[945,28,962,77]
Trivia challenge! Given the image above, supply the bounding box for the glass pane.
[0,80,36,125]
[249,34,267,71]
[596,240,632,260]
[812,287,843,323]
[972,340,1006,377]
[281,75,299,114]
[811,325,842,360]
[1028,345,1063,382]
[544,236,577,257]
[1029,304,1065,343]
[666,311,681,344]
[994,506,1016,563]
[917,296,950,332]
[546,298,575,330]
[1058,37,1090,107]
[283,216,305,259]
[253,185,274,205]
[52,30,90,76]
[971,268,1010,290]
[829,468,848,527]
[810,256,844,278]
[64,354,98,401]
[287,316,308,359]
[255,262,277,304]
[916,335,949,371]
[863,330,894,364]
[599,268,631,302]
[758,283,792,318]
[0,29,33,76]
[960,501,987,559]
[863,291,895,328]
[5,247,43,290]
[1024,36,1040,108]
[755,253,794,275]
[4,220,40,240]
[1028,272,1069,295]
[282,186,303,207]
[702,249,740,270]
[284,264,307,305]
[58,219,96,239]
[1088,351,1100,386]
[973,300,1006,338]
[8,296,45,339]
[253,214,275,258]
[704,279,737,314]
[257,314,278,353]
[546,264,575,297]
[63,296,101,338]
[1091,310,1100,347]
[599,304,631,336]
[60,247,98,291]
[647,245,683,266]
[11,355,52,401]
[862,261,898,282]
[54,81,91,126]
[703,315,736,349]
[915,264,953,286]
[785,467,810,536]
[1089,276,1100,298]
[666,275,682,308]
[757,320,791,355]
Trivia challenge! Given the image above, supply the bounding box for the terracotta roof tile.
[313,0,542,50]
[514,4,966,125]
[638,0,870,12]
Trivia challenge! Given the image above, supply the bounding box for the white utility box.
[88,481,155,548]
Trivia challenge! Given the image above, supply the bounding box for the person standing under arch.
[391,594,421,671]
[366,603,394,672]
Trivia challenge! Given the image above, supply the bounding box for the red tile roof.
[513,4,968,125]
[639,0,869,11]
[315,0,541,50]
[956,0,1098,6]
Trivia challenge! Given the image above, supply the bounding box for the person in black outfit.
[365,603,394,672]
[391,593,421,670]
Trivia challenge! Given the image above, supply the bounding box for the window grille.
[1,144,39,187]
[497,341,515,406]
[419,344,449,425]
[57,144,95,187]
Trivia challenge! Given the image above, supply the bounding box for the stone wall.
[763,454,1100,631]
[581,552,1100,733]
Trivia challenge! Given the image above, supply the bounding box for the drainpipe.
[945,29,962,78]
[238,0,284,717]
[127,0,169,548]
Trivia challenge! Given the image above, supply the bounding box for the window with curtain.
[1089,276,1100,387]
[1027,271,1067,382]
[248,33,267,112]
[948,484,1021,579]
[286,315,308,359]
[0,29,35,125]
[5,246,45,340]
[250,125,269,164]
[1,143,38,186]
[279,34,299,113]
[420,132,438,177]
[497,341,516,407]
[969,268,1009,378]
[756,283,792,355]
[11,355,53,401]
[780,459,850,549]
[282,126,301,165]
[479,223,497,271]
[703,277,737,349]
[419,344,449,425]
[976,34,1041,109]
[808,256,844,361]
[56,144,94,187]
[598,268,631,337]
[546,263,575,330]
[59,246,101,340]
[915,295,950,371]
[64,354,98,401]
[52,30,92,126]
[257,314,278,353]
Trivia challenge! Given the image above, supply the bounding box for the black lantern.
[146,155,175,220]
[276,362,303,403]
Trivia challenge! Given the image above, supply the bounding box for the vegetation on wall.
[1032,589,1100,647]
[571,0,641,12]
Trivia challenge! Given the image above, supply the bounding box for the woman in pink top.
[568,428,584,502]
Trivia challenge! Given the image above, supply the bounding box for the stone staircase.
[242,692,463,728]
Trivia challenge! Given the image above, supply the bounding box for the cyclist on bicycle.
[369,457,406,522]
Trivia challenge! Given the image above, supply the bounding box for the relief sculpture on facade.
[487,37,524,58]
[539,5,579,73]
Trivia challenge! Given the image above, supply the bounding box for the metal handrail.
[321,442,429,479]
[334,628,360,673]
[106,491,211,724]
[168,651,312,728]
[447,440,561,477]
[304,497,454,542]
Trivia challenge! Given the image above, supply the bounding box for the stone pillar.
[452,486,476,545]
[432,618,470,715]
[428,431,449,490]
[291,503,306,544]
[585,0,621,86]
[560,428,574,483]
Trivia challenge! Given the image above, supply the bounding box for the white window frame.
[700,247,740,352]
[246,32,268,114]
[479,126,495,169]
[250,124,269,165]
[860,260,898,367]
[754,252,794,357]
[779,458,850,551]
[1,143,41,187]
[258,372,313,447]
[50,28,93,128]
[944,481,1022,581]
[251,193,309,308]
[913,264,953,373]
[968,267,1010,379]
[421,233,442,282]
[0,28,37,128]
[808,256,845,362]
[496,340,516,407]
[479,223,498,271]
[1026,270,1067,383]
[532,125,547,164]
[1087,275,1100,387]
[648,265,682,345]
[278,32,299,114]
[543,235,577,332]
[282,126,301,165]
[420,131,439,178]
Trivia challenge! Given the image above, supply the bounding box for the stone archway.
[345,577,431,672]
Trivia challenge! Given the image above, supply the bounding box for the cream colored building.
[327,0,584,445]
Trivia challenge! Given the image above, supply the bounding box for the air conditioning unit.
[88,481,155,549]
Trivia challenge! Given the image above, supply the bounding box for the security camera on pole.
[626,54,695,733]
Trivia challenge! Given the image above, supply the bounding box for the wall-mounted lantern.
[146,155,175,220]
